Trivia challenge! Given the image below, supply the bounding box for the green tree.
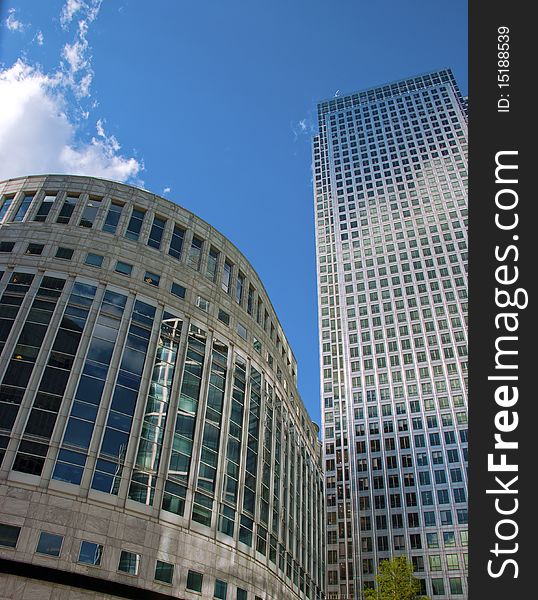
[363,556,430,600]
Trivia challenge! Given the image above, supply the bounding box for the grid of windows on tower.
[314,69,468,600]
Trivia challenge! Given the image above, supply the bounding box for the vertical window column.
[90,300,156,494]
[239,366,261,545]
[192,339,228,527]
[218,355,246,538]
[0,275,64,466]
[0,272,35,355]
[257,383,274,557]
[12,282,97,476]
[52,290,128,485]
[161,325,207,516]
[0,272,35,464]
[129,313,183,505]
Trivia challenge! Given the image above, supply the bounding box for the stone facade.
[0,175,325,600]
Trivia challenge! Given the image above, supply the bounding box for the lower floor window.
[187,570,203,592]
[36,532,63,557]
[214,579,228,599]
[154,560,174,584]
[118,550,140,575]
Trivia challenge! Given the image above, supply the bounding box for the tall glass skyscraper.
[313,70,468,599]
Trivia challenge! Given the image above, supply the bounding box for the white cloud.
[5,8,26,32]
[35,30,44,45]
[60,0,86,29]
[163,187,171,195]
[0,1,142,185]
[292,117,314,141]
[0,60,142,183]
[60,17,94,98]
[60,0,101,28]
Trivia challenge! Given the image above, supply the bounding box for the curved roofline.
[0,172,301,377]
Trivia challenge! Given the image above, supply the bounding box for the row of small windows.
[0,190,296,379]
[326,529,467,559]
[0,523,258,599]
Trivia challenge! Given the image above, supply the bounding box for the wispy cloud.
[60,2,102,99]
[61,0,101,29]
[5,8,26,32]
[291,117,314,142]
[0,1,143,185]
[35,30,45,46]
[163,187,171,195]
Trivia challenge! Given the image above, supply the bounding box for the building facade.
[313,70,468,599]
[0,175,325,600]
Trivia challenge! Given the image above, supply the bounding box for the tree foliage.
[363,556,430,600]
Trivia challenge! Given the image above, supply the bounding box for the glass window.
[432,578,445,596]
[206,247,219,281]
[171,282,186,299]
[25,243,44,255]
[36,531,63,557]
[154,560,174,584]
[57,195,79,224]
[235,272,245,304]
[449,577,463,594]
[237,589,248,600]
[55,247,74,260]
[79,197,102,228]
[115,261,133,276]
[187,570,203,592]
[143,271,160,286]
[12,194,34,222]
[196,296,209,312]
[447,554,459,570]
[34,194,56,222]
[214,579,228,599]
[237,323,247,340]
[218,309,230,326]
[0,242,15,253]
[187,235,203,269]
[102,202,123,234]
[0,196,14,222]
[148,216,166,249]
[118,550,140,575]
[222,260,232,293]
[78,540,103,565]
[0,524,21,548]
[125,208,145,240]
[168,225,185,259]
[85,253,104,268]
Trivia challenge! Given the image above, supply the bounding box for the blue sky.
[0,0,468,424]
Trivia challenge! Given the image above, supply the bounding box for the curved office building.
[0,175,325,600]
